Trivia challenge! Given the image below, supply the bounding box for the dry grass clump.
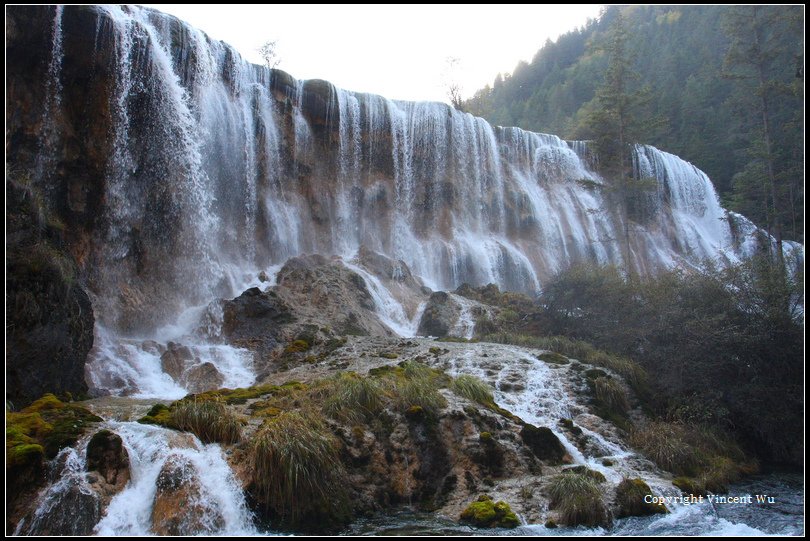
[170,400,242,444]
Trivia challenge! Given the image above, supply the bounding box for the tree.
[258,40,281,69]
[443,57,465,111]
[582,12,663,271]
[722,6,804,265]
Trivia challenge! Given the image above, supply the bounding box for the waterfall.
[8,4,797,398]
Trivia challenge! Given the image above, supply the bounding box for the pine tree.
[583,12,663,271]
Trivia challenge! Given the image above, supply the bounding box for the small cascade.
[342,258,421,337]
[448,293,477,340]
[95,422,256,536]
[442,344,648,484]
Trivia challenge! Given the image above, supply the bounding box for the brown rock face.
[86,429,131,493]
[151,457,225,536]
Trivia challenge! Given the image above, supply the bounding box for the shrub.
[450,375,494,405]
[251,411,349,529]
[170,400,241,444]
[394,376,446,418]
[547,473,608,527]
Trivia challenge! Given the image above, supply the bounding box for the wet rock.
[519,424,567,464]
[160,342,194,380]
[86,429,130,493]
[17,484,102,536]
[6,181,94,408]
[184,362,225,393]
[417,292,459,337]
[615,478,668,517]
[152,456,225,535]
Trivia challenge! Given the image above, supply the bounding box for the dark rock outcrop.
[417,292,459,337]
[86,429,130,493]
[6,181,94,408]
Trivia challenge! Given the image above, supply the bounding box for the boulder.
[86,429,130,493]
[151,456,225,536]
[417,292,459,337]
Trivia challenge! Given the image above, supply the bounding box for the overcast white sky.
[143,4,602,103]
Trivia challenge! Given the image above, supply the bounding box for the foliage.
[630,421,755,493]
[593,377,630,414]
[322,372,385,422]
[257,40,281,69]
[615,478,668,517]
[538,258,803,464]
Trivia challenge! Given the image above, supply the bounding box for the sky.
[144,4,603,104]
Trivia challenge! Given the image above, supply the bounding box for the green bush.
[594,377,630,413]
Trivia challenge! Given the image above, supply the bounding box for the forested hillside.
[466,5,804,243]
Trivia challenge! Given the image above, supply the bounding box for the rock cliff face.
[6,181,94,407]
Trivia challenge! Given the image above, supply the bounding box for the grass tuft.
[170,400,242,444]
[450,375,494,405]
[547,472,609,527]
[251,410,348,528]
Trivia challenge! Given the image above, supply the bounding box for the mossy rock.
[460,495,519,528]
[284,339,311,354]
[7,394,102,464]
[558,418,583,435]
[583,368,608,381]
[538,352,569,365]
[378,352,399,359]
[138,403,174,427]
[615,478,668,517]
[562,466,606,483]
[673,476,702,494]
[479,431,493,443]
[544,519,558,529]
[428,347,443,355]
[520,424,566,464]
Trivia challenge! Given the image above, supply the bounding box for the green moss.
[378,352,399,359]
[479,431,493,442]
[138,403,174,427]
[436,336,478,343]
[24,393,65,412]
[7,443,45,467]
[460,495,519,528]
[284,339,311,354]
[368,365,398,377]
[616,478,668,517]
[673,476,700,494]
[545,519,558,528]
[562,466,606,483]
[428,347,443,355]
[7,395,101,461]
[537,352,569,364]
